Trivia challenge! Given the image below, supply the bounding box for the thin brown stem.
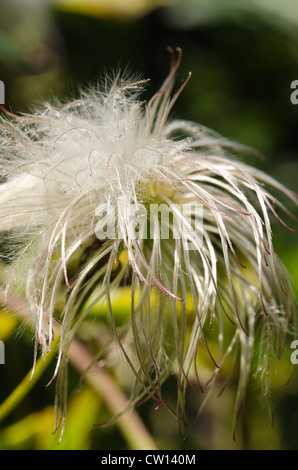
[0,285,157,450]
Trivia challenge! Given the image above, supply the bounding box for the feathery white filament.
[0,47,297,438]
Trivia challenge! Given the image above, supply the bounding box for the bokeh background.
[0,0,298,450]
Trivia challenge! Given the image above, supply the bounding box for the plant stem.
[0,335,59,423]
[68,339,157,450]
[0,285,157,450]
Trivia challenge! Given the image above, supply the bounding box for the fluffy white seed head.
[0,48,297,438]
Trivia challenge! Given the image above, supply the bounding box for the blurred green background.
[0,0,297,450]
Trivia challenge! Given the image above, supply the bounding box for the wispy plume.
[0,47,297,438]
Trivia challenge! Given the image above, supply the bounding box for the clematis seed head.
[0,47,297,439]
